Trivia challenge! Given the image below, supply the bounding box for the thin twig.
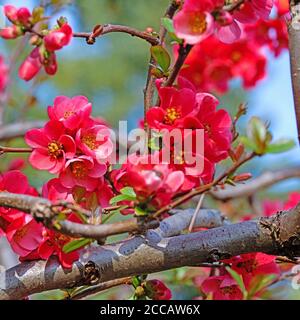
[188,193,205,232]
[0,146,32,155]
[73,24,159,46]
[163,44,193,87]
[68,277,132,300]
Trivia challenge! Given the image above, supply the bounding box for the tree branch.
[73,24,160,46]
[289,0,300,144]
[0,146,32,155]
[163,44,193,87]
[210,167,300,201]
[0,121,45,141]
[0,193,158,240]
[0,203,300,300]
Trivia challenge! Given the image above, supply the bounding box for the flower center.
[71,162,88,178]
[232,51,242,62]
[64,111,75,119]
[81,134,97,150]
[48,141,63,159]
[164,107,181,125]
[190,12,207,34]
[221,286,238,295]
[236,259,257,273]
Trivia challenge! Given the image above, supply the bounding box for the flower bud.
[44,53,58,75]
[233,173,252,183]
[44,23,73,52]
[0,25,22,39]
[3,5,18,23]
[18,48,42,81]
[17,7,32,26]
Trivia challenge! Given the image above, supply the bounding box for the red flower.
[48,95,92,131]
[6,215,43,258]
[223,253,280,288]
[183,93,232,162]
[75,124,114,162]
[44,23,73,52]
[202,275,243,300]
[59,155,107,192]
[146,77,198,130]
[284,192,300,210]
[179,35,267,93]
[146,280,172,300]
[42,178,72,202]
[112,153,184,210]
[275,0,289,16]
[25,120,76,174]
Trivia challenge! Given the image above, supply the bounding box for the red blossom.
[47,96,92,131]
[223,253,280,288]
[25,120,76,174]
[44,23,73,52]
[59,155,106,192]
[201,275,243,300]
[146,279,172,300]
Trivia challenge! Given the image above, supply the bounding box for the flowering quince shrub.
[0,0,299,301]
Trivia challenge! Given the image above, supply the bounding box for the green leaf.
[246,117,268,154]
[32,6,45,24]
[63,238,92,254]
[132,276,141,289]
[161,18,183,44]
[120,187,136,198]
[161,17,175,33]
[135,206,148,216]
[266,139,295,154]
[225,267,248,299]
[247,274,277,299]
[151,45,171,73]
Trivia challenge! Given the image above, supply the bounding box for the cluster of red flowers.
[197,192,300,300]
[174,0,274,44]
[26,95,114,204]
[174,0,288,93]
[0,5,73,81]
[0,96,116,268]
[0,56,8,94]
[112,77,232,213]
[0,170,82,268]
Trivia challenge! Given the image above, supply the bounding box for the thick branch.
[289,0,300,143]
[211,167,300,201]
[1,204,300,299]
